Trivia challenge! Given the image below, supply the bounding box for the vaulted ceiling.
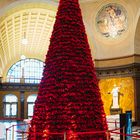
[0,0,99,79]
[0,1,58,79]
[1,8,55,71]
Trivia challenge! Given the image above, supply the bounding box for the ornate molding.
[96,63,140,79]
[0,83,38,91]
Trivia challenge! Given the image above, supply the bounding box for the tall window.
[27,94,37,118]
[3,94,18,118]
[7,58,44,83]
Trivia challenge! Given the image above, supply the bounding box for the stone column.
[0,94,3,118]
[133,76,140,125]
[20,91,25,119]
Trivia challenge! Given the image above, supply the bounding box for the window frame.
[6,58,44,84]
[3,94,18,118]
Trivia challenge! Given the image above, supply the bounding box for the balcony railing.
[5,77,41,84]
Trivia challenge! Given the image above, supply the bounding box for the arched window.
[27,94,37,118]
[7,58,44,83]
[3,94,18,118]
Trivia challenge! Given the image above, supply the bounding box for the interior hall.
[0,0,140,139]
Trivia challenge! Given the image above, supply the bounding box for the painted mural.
[96,3,127,38]
[99,77,135,119]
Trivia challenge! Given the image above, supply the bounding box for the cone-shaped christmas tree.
[28,0,108,139]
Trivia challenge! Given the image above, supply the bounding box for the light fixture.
[20,55,26,60]
[21,32,28,45]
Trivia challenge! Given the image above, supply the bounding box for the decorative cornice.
[0,83,39,91]
[96,63,140,79]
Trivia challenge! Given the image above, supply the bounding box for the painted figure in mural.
[96,4,127,38]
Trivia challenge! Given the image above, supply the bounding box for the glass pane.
[4,95,17,102]
[28,104,34,116]
[6,59,44,83]
[6,104,10,116]
[27,95,37,102]
[11,104,17,116]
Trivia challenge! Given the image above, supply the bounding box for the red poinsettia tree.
[28,0,108,139]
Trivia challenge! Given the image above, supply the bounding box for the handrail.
[5,121,140,140]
